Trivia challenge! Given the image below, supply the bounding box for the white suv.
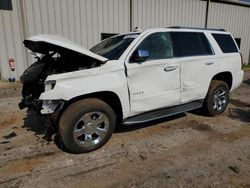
[19,27,244,153]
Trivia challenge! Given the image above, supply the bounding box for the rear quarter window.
[212,33,238,53]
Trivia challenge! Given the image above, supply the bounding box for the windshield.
[90,33,140,60]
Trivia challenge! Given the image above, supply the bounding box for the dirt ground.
[0,71,249,188]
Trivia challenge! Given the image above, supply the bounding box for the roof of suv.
[123,27,231,37]
[167,26,226,32]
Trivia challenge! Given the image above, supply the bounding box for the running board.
[123,101,203,125]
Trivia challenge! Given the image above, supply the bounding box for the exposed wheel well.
[57,91,123,127]
[211,72,232,90]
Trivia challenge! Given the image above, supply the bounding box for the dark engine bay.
[18,50,101,110]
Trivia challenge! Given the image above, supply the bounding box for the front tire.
[59,98,116,153]
[203,80,229,116]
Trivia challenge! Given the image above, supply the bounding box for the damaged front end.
[18,58,65,141]
[18,58,47,111]
[18,55,65,114]
[19,34,107,115]
[19,35,108,140]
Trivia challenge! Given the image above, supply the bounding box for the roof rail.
[167,26,226,32]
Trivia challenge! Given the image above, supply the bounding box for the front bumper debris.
[19,97,64,115]
[18,97,41,111]
[40,100,64,114]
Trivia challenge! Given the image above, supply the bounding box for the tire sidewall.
[59,99,116,153]
[206,81,229,116]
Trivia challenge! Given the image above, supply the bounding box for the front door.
[125,32,181,116]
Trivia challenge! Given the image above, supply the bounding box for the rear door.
[171,32,216,103]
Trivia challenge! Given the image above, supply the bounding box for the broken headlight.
[44,80,56,92]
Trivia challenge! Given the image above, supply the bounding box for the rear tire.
[59,98,116,153]
[203,80,229,116]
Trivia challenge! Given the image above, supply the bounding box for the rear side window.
[171,32,213,57]
[212,34,238,53]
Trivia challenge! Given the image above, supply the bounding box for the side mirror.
[131,49,149,63]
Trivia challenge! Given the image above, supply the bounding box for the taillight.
[240,52,243,70]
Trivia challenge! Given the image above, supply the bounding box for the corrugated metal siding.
[0,0,130,80]
[0,0,26,80]
[22,0,130,66]
[208,2,250,63]
[22,0,130,48]
[132,0,207,29]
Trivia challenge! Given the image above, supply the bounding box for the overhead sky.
[240,0,250,3]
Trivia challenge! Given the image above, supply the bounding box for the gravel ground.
[0,71,249,188]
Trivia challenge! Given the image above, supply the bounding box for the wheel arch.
[57,91,123,127]
[211,71,233,90]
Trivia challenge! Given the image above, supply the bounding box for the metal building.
[0,0,250,80]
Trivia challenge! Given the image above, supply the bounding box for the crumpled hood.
[23,34,108,62]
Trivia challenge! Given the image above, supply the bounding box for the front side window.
[132,32,173,61]
[171,32,213,57]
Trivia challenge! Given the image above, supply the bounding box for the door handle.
[164,65,178,71]
[205,61,214,65]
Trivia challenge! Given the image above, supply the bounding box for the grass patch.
[243,64,250,68]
